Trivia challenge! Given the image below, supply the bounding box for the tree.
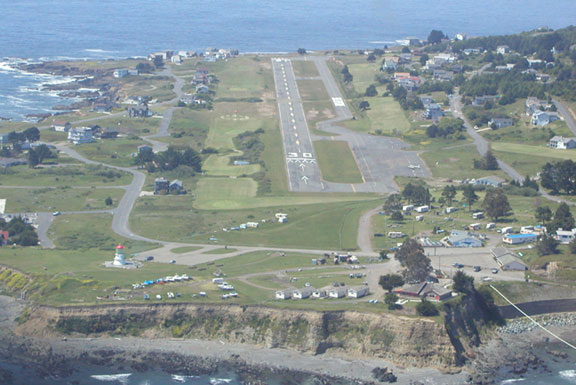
[297,48,307,55]
[402,183,430,206]
[427,30,446,45]
[367,53,376,62]
[416,299,439,316]
[390,211,403,221]
[34,144,55,164]
[484,150,499,170]
[549,203,575,233]
[535,206,552,225]
[383,193,402,212]
[385,293,399,310]
[441,185,457,206]
[379,250,389,260]
[153,55,164,69]
[453,271,474,293]
[23,127,40,142]
[570,238,576,254]
[395,238,433,282]
[136,62,154,73]
[419,54,430,66]
[537,234,559,256]
[359,101,370,111]
[105,197,113,206]
[379,274,404,292]
[462,185,479,211]
[341,65,353,83]
[482,188,512,221]
[27,149,39,168]
[365,84,378,97]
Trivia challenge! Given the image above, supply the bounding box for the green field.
[91,116,162,137]
[302,101,336,133]
[297,79,330,101]
[0,187,123,212]
[131,198,379,249]
[492,142,576,161]
[166,108,210,150]
[0,164,131,187]
[203,154,261,176]
[313,140,364,183]
[343,96,412,134]
[194,177,258,209]
[119,75,176,102]
[203,247,238,254]
[291,60,320,77]
[74,137,149,167]
[171,246,202,254]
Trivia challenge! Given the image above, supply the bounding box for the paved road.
[553,99,576,136]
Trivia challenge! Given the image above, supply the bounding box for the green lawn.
[194,177,258,209]
[291,60,320,77]
[492,142,576,161]
[0,187,123,212]
[203,247,238,254]
[302,101,336,133]
[313,140,364,183]
[90,116,161,137]
[421,144,509,180]
[297,80,330,101]
[119,75,176,102]
[130,198,379,250]
[166,108,210,150]
[343,97,411,134]
[171,246,202,254]
[74,137,149,167]
[203,154,261,176]
[0,164,131,186]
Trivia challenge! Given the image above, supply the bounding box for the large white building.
[67,127,94,145]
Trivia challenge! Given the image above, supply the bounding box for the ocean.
[1,1,575,383]
[1,0,576,120]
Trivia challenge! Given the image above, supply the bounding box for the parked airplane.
[408,164,421,170]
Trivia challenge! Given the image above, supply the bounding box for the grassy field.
[203,247,238,254]
[90,116,161,136]
[303,101,336,133]
[73,137,149,167]
[313,140,364,183]
[0,164,131,186]
[130,198,379,250]
[296,79,330,101]
[194,177,258,209]
[421,144,509,180]
[202,154,261,176]
[50,213,156,252]
[0,187,123,212]
[291,60,320,77]
[492,142,576,161]
[171,246,202,254]
[165,108,211,150]
[118,75,176,102]
[343,96,412,134]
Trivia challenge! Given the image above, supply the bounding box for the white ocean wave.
[171,374,199,383]
[560,370,576,382]
[210,379,232,385]
[90,373,132,383]
[500,379,526,384]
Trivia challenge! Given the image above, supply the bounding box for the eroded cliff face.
[18,303,458,369]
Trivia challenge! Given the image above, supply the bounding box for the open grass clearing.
[131,199,379,250]
[421,144,509,180]
[0,187,123,213]
[166,108,211,150]
[50,213,156,252]
[0,164,132,186]
[493,151,559,177]
[170,246,202,254]
[296,79,330,101]
[74,137,149,167]
[203,154,261,176]
[292,60,319,77]
[194,177,257,209]
[492,142,576,161]
[342,96,411,134]
[203,248,238,255]
[91,116,162,136]
[348,63,380,93]
[118,75,176,102]
[313,140,363,183]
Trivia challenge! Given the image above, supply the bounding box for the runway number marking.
[332,97,345,107]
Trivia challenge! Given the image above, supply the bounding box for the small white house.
[472,212,484,220]
[469,223,481,231]
[501,226,514,234]
[388,231,406,239]
[246,222,259,228]
[415,205,429,213]
[445,207,457,214]
[486,223,496,230]
[549,136,576,150]
[275,289,293,300]
[328,287,347,298]
[293,288,314,299]
[52,119,71,132]
[312,289,327,298]
[67,127,94,145]
[347,286,369,298]
[554,228,576,244]
[415,215,424,221]
[402,205,414,212]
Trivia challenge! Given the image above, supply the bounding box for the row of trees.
[0,216,39,246]
[135,146,202,173]
[3,127,40,144]
[425,118,465,139]
[541,160,576,195]
[28,144,57,167]
[473,150,499,171]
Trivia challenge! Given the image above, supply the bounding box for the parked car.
[482,277,493,282]
[452,263,464,269]
[169,259,176,264]
[473,266,481,272]
[491,268,499,274]
[52,211,61,216]
[146,256,154,261]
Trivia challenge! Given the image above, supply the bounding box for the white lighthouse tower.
[113,244,126,266]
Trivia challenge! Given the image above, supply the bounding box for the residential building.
[433,70,454,81]
[171,55,183,64]
[420,96,434,107]
[496,45,510,54]
[488,118,513,129]
[275,289,293,300]
[196,85,210,94]
[472,95,499,106]
[113,69,130,78]
[328,287,347,298]
[447,230,483,248]
[137,145,153,154]
[382,57,399,71]
[462,48,481,56]
[394,282,452,301]
[549,136,576,150]
[415,205,429,213]
[67,127,94,145]
[502,233,538,245]
[128,105,152,118]
[525,97,552,115]
[0,230,8,246]
[424,103,445,121]
[554,229,576,244]
[474,176,504,188]
[492,247,528,271]
[531,111,560,126]
[52,119,71,132]
[169,179,185,194]
[312,288,327,298]
[347,286,369,298]
[293,288,314,299]
[0,158,27,168]
[154,177,170,194]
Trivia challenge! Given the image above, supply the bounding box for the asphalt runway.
[272,57,430,194]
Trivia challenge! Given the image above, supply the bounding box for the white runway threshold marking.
[332,97,345,107]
